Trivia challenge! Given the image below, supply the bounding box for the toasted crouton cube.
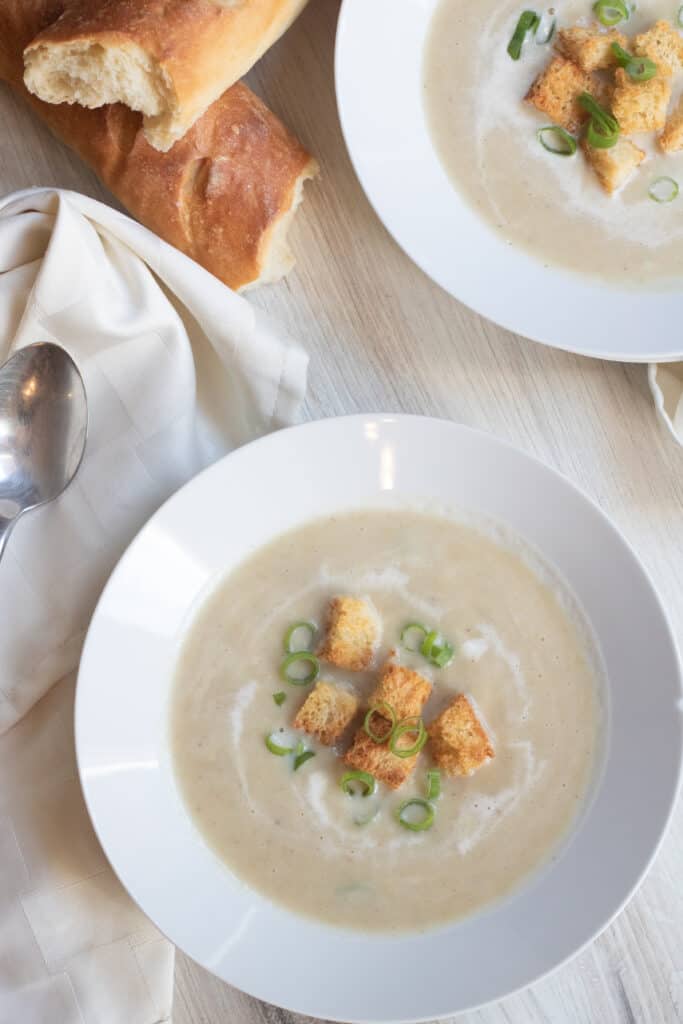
[293,681,359,746]
[556,26,627,72]
[582,136,646,193]
[611,68,671,134]
[660,95,683,151]
[344,726,419,790]
[427,695,494,777]
[317,596,379,671]
[525,56,593,133]
[368,660,432,721]
[633,20,683,75]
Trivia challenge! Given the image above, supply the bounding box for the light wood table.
[2,2,683,1022]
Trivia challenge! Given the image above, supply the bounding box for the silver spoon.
[0,342,87,561]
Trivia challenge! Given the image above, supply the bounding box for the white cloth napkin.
[0,187,308,1024]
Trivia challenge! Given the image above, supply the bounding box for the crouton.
[427,695,494,777]
[343,726,419,790]
[660,94,683,151]
[293,681,359,746]
[582,136,646,193]
[368,660,432,721]
[556,26,627,72]
[633,20,683,75]
[611,68,671,134]
[525,56,593,133]
[317,596,379,671]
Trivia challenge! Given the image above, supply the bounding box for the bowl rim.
[75,414,683,1022]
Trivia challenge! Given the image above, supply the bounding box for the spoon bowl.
[0,342,87,557]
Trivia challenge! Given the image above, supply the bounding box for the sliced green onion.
[535,14,556,43]
[586,119,619,148]
[420,629,455,668]
[363,702,396,743]
[265,732,295,756]
[593,0,629,25]
[627,58,657,80]
[400,622,429,652]
[396,798,435,832]
[390,717,428,759]
[283,620,316,654]
[611,42,657,80]
[294,749,316,770]
[507,10,540,59]
[425,770,442,801]
[649,176,679,203]
[678,4,683,27]
[273,691,286,706]
[340,770,377,797]
[280,651,320,686]
[579,92,620,149]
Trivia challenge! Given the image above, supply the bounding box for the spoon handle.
[0,515,16,563]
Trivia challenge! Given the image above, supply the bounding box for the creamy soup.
[424,0,683,286]
[170,509,603,933]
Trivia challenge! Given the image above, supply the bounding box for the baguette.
[0,0,318,291]
[24,0,310,151]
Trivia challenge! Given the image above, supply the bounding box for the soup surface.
[171,509,603,933]
[424,0,683,285]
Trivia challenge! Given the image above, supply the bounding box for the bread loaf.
[23,0,310,151]
[0,0,318,291]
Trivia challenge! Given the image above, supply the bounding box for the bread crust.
[1,0,317,291]
[525,55,592,133]
[582,136,645,193]
[293,681,359,746]
[555,26,627,72]
[427,694,494,777]
[612,67,671,134]
[368,660,432,722]
[24,0,311,150]
[318,597,380,672]
[343,726,420,790]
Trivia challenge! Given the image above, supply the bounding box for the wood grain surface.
[2,2,682,1022]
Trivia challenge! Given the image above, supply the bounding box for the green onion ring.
[586,119,619,148]
[425,769,442,801]
[593,0,629,25]
[294,749,316,770]
[507,10,540,59]
[611,42,657,80]
[580,92,620,149]
[265,733,295,756]
[535,14,556,43]
[340,770,377,797]
[626,57,657,80]
[649,176,679,203]
[400,622,429,652]
[363,702,397,743]
[280,651,320,685]
[273,691,286,706]
[396,798,435,832]
[283,620,317,654]
[678,3,683,27]
[390,717,428,759]
[420,629,455,668]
